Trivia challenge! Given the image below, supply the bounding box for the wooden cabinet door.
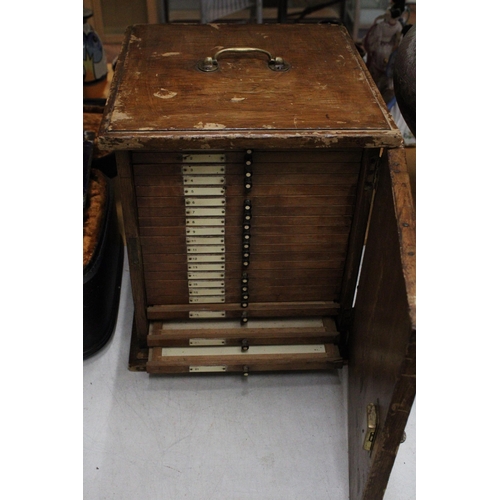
[347,147,416,500]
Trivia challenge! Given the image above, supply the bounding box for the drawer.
[147,343,343,374]
[147,316,343,374]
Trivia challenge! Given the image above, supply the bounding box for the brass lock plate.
[363,403,378,451]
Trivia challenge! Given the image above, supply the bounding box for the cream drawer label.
[186,218,224,226]
[188,255,225,263]
[189,288,225,296]
[186,227,225,236]
[184,187,225,196]
[186,236,225,245]
[185,207,226,217]
[183,154,225,163]
[188,280,225,288]
[187,246,225,254]
[188,311,226,318]
[189,338,227,346]
[182,165,225,175]
[189,366,227,373]
[189,296,225,303]
[188,272,225,279]
[185,197,225,207]
[188,263,225,271]
[183,175,225,186]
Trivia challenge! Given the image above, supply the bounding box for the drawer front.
[133,150,361,315]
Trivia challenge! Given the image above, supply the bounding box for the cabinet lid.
[100,24,402,150]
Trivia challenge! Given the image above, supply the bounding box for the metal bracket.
[363,403,378,451]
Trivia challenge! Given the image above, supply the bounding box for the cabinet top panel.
[100,24,402,150]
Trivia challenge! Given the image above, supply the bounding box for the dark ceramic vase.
[83,8,107,86]
[393,25,416,136]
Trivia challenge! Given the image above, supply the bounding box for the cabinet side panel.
[115,150,149,346]
[348,148,416,500]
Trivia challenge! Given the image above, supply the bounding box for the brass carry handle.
[197,47,290,72]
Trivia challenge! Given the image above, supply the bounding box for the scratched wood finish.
[347,148,416,500]
[99,24,402,151]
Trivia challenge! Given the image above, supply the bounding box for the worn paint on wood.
[100,24,402,151]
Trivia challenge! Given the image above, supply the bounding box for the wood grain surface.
[132,149,359,309]
[347,147,416,500]
[100,24,402,150]
[147,342,343,374]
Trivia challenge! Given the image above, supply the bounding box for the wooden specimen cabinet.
[100,23,415,500]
